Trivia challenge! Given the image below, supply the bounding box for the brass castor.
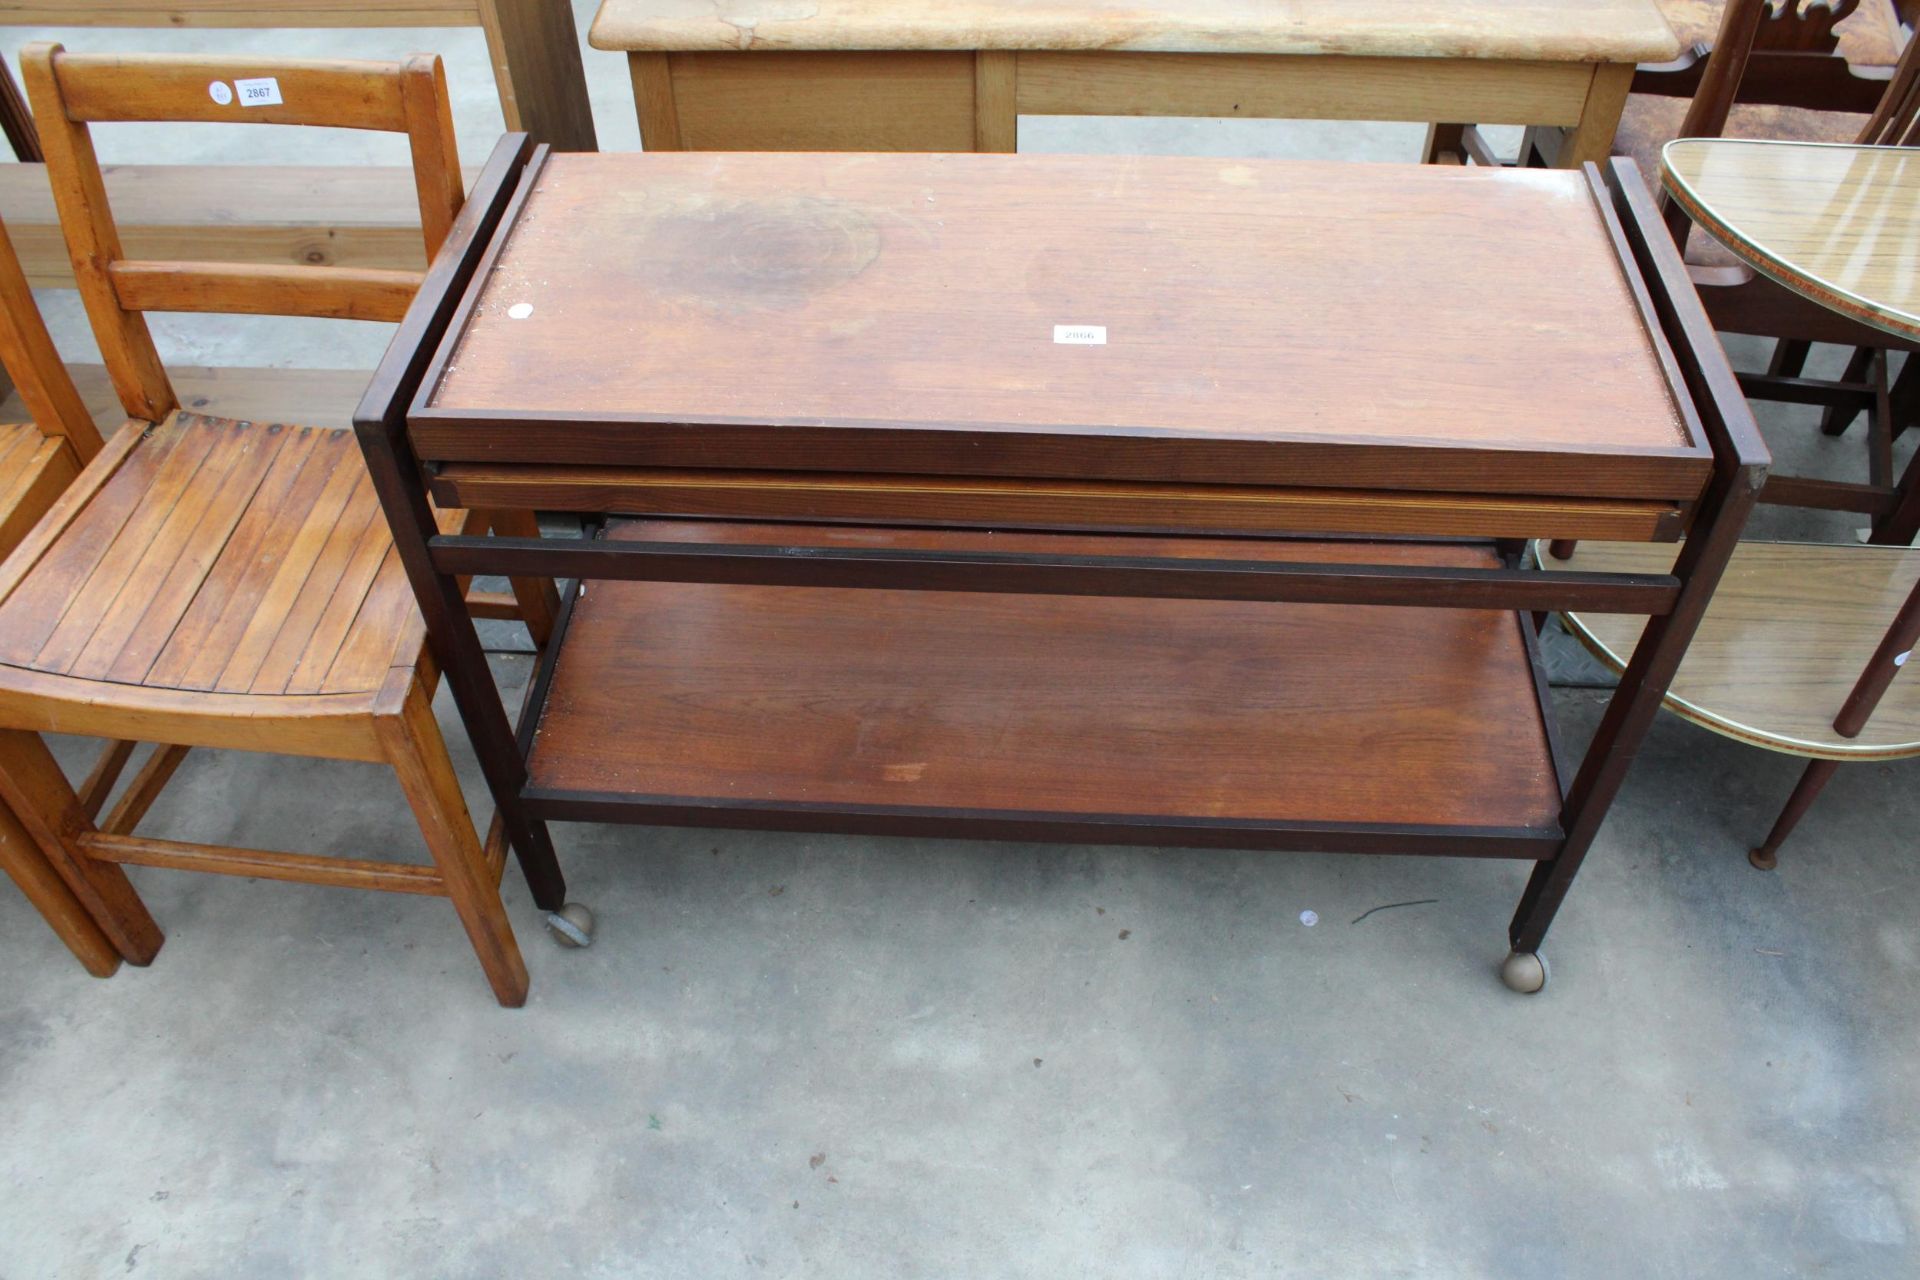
[1748,846,1778,871]
[1500,950,1549,994]
[545,902,595,948]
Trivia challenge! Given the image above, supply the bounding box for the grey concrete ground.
[2,9,1919,1277]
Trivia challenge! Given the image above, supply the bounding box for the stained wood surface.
[1663,139,1920,341]
[0,412,424,699]
[426,152,1704,503]
[527,519,1562,830]
[1546,539,1920,758]
[587,0,1681,62]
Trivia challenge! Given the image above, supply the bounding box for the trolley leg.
[357,423,569,913]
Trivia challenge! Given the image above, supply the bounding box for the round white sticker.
[506,302,533,320]
[208,81,233,105]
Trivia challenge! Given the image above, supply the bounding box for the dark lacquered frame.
[354,139,1768,970]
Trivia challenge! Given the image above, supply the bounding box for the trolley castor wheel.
[545,902,595,948]
[1748,846,1778,871]
[1500,950,1549,994]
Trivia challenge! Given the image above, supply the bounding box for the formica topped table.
[356,138,1765,993]
[1530,136,1920,874]
[1663,138,1920,341]
[590,0,1680,164]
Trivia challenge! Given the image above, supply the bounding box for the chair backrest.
[1857,24,1920,139]
[1678,0,1920,141]
[20,44,462,424]
[0,211,101,459]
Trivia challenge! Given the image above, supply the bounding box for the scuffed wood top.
[589,0,1681,62]
[421,151,1705,503]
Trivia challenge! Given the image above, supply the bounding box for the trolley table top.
[415,150,1708,507]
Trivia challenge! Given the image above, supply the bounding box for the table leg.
[475,0,597,151]
[1508,389,1758,958]
[974,51,1018,152]
[1423,123,1468,164]
[1558,62,1635,168]
[628,52,682,151]
[1748,757,1841,871]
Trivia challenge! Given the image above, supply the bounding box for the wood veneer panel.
[423,152,1703,502]
[526,519,1562,831]
[428,462,1687,541]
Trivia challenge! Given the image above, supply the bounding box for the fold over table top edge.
[412,150,1712,513]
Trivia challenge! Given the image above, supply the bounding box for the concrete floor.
[3,9,1919,1277]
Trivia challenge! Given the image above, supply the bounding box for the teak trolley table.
[356,139,1767,993]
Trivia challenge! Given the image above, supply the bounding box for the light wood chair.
[0,198,136,975]
[0,45,559,1005]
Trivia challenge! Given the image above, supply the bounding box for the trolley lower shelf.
[517,519,1566,857]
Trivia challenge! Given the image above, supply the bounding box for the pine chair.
[1,45,559,1006]
[0,203,133,976]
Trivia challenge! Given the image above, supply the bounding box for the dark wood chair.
[1656,2,1920,542]
[1453,1,1905,169]
[0,45,559,1006]
[1460,4,1920,541]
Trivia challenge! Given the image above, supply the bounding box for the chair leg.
[1890,353,1919,440]
[1867,353,1920,546]
[375,675,529,1007]
[77,740,137,818]
[1749,757,1842,871]
[101,743,191,836]
[1767,338,1812,379]
[483,508,559,648]
[1422,123,1466,164]
[0,798,120,976]
[0,728,162,963]
[1821,347,1877,436]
